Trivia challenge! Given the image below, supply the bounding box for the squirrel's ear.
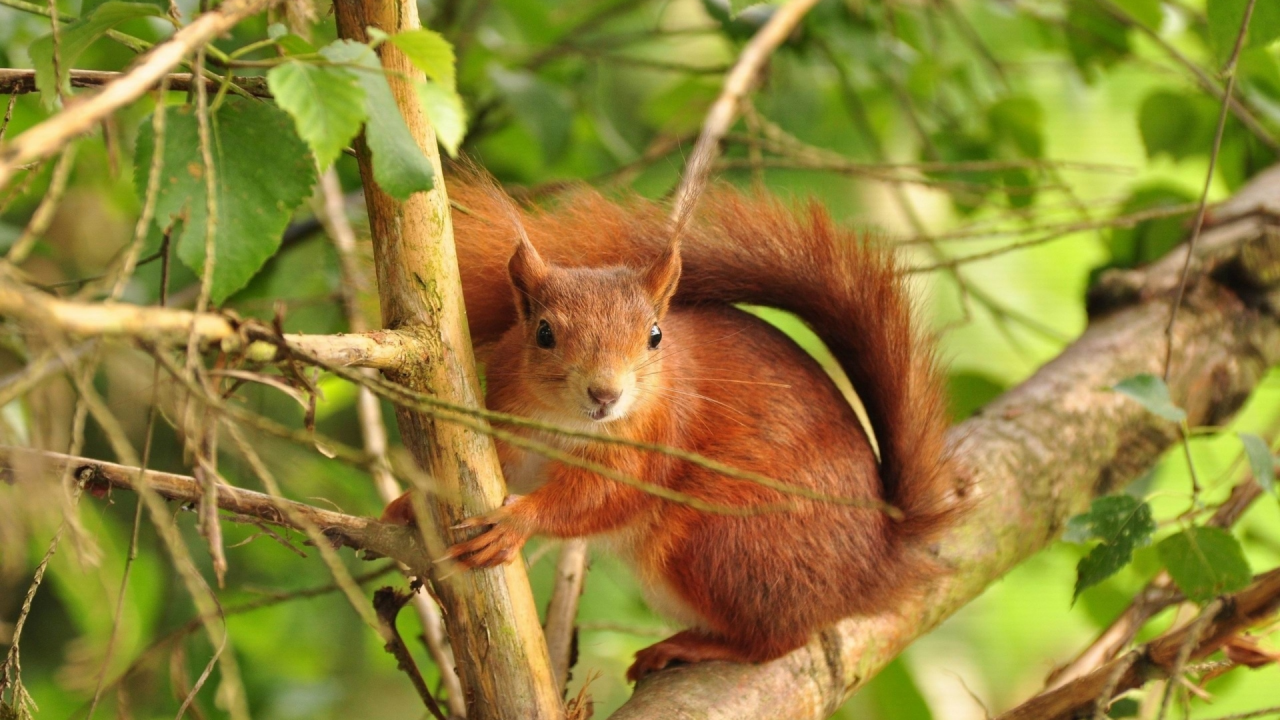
[641,243,681,316]
[508,237,548,319]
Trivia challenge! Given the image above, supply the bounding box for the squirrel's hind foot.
[627,630,789,682]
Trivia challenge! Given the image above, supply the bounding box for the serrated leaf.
[416,80,467,157]
[321,40,435,200]
[135,99,317,304]
[1066,495,1155,599]
[28,2,164,108]
[1207,0,1280,66]
[1114,374,1186,422]
[1238,432,1275,492]
[1158,526,1252,603]
[389,29,457,90]
[268,61,367,170]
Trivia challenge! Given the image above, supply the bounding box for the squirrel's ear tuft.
[641,243,682,316]
[509,237,549,319]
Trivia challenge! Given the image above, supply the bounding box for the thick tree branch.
[612,170,1280,718]
[0,283,416,369]
[997,569,1280,720]
[332,1,561,718]
[0,0,281,190]
[0,447,432,575]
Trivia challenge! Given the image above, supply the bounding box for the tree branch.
[996,569,1280,720]
[0,0,282,190]
[0,283,416,369]
[0,68,272,97]
[671,0,819,223]
[0,447,432,575]
[331,1,561,717]
[611,168,1280,718]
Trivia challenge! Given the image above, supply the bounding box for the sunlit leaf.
[1066,495,1155,599]
[135,99,317,303]
[416,80,467,157]
[1158,526,1252,603]
[268,60,368,170]
[1238,433,1275,492]
[389,29,457,90]
[1113,374,1186,422]
[28,2,164,108]
[321,40,435,200]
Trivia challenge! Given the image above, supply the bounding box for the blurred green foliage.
[1,0,1279,717]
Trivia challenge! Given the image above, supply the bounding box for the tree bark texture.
[612,168,1280,718]
[331,1,561,717]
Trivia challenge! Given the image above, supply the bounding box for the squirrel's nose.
[587,386,622,406]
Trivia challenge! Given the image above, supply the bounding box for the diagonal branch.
[0,446,433,576]
[611,168,1280,718]
[0,0,283,190]
[996,569,1280,720]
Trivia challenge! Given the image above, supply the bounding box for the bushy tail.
[448,181,954,534]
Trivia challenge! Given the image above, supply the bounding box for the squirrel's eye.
[648,323,662,349]
[536,319,556,349]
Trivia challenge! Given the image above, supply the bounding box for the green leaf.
[268,61,367,170]
[1158,526,1252,603]
[28,2,164,108]
[1238,433,1275,492]
[1207,0,1280,66]
[416,80,467,157]
[1113,374,1187,422]
[1065,495,1156,599]
[1107,185,1196,268]
[1108,697,1140,718]
[321,40,435,200]
[1112,0,1162,32]
[988,97,1044,158]
[135,98,317,304]
[389,29,457,90]
[1137,91,1221,162]
[1065,0,1132,79]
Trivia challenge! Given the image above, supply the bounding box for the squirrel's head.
[505,235,681,424]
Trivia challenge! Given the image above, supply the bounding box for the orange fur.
[383,178,957,680]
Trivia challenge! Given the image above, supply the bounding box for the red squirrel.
[382,180,956,681]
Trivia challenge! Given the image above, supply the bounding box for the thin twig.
[1163,0,1257,380]
[0,68,272,97]
[671,0,820,224]
[0,0,283,190]
[544,539,589,692]
[318,167,466,716]
[373,587,449,720]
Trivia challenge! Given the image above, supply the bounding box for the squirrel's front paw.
[443,499,529,568]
